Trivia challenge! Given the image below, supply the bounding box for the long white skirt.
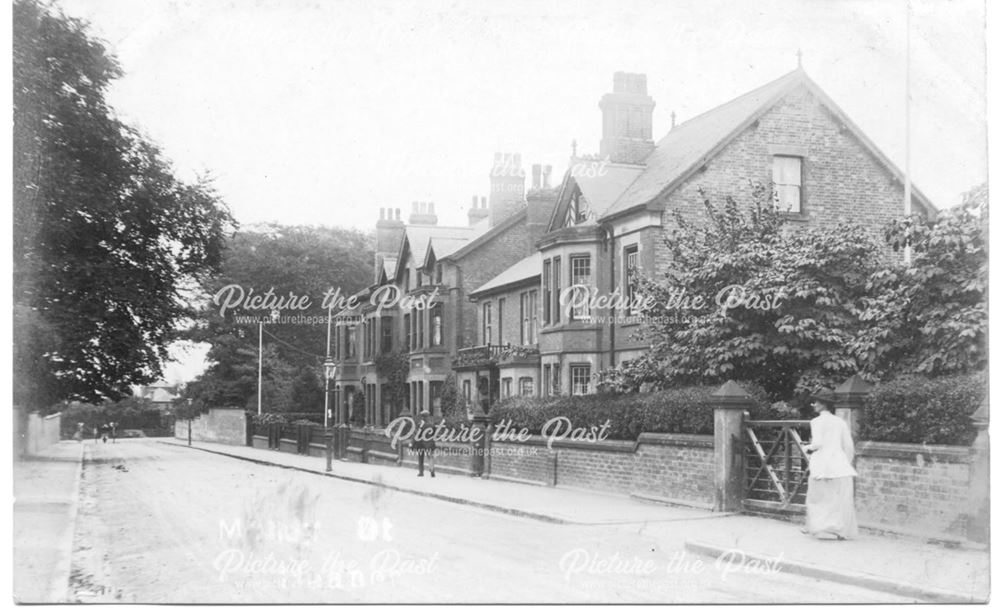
[805,476,859,539]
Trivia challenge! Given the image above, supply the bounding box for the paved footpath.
[13,441,85,602]
[163,438,989,602]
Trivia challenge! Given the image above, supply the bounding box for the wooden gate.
[743,418,811,516]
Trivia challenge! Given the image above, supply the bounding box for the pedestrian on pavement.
[74,422,84,442]
[413,409,436,478]
[110,421,117,444]
[802,391,858,540]
[100,423,109,444]
[93,426,99,444]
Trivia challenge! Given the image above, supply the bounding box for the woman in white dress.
[802,392,859,539]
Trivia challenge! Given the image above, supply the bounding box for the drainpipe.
[605,224,616,368]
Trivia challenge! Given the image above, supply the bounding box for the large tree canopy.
[14,0,234,410]
[183,224,373,412]
[602,184,987,400]
[855,184,987,378]
[605,185,883,399]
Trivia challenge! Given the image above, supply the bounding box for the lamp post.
[323,359,337,429]
[257,309,281,415]
[186,398,193,447]
[323,358,337,472]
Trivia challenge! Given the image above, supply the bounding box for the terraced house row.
[328,65,935,427]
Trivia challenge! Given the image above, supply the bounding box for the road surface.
[67,439,916,603]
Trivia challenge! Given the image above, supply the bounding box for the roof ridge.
[669,68,803,135]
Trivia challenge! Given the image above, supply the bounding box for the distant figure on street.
[74,422,84,442]
[802,391,858,540]
[413,409,436,478]
[99,423,109,444]
[93,426,99,444]
[110,421,117,444]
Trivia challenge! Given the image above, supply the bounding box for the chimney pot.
[412,201,419,213]
[543,165,552,188]
[428,202,435,214]
[531,164,542,189]
[481,196,488,208]
[395,208,401,220]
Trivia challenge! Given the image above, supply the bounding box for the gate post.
[832,374,872,440]
[710,381,752,512]
[470,413,491,477]
[967,397,989,545]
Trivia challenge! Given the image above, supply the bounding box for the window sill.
[779,212,809,223]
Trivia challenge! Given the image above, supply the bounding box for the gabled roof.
[550,164,644,230]
[381,256,398,280]
[470,252,541,298]
[399,225,478,269]
[441,209,526,262]
[600,68,937,221]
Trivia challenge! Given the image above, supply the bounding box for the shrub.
[487,382,775,440]
[859,371,986,445]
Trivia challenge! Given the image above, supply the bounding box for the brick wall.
[855,442,977,539]
[487,433,715,506]
[457,220,537,347]
[174,408,247,445]
[16,410,62,457]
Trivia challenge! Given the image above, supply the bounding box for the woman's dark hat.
[810,389,837,407]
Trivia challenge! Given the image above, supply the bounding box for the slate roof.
[470,252,542,297]
[571,164,646,224]
[403,225,480,268]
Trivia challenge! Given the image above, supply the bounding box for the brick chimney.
[375,207,405,282]
[526,162,559,238]
[599,72,656,164]
[408,201,438,225]
[468,195,489,226]
[489,152,525,227]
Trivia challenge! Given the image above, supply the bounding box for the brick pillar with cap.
[968,397,989,544]
[832,374,873,440]
[710,381,753,512]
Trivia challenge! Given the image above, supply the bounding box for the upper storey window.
[772,156,802,213]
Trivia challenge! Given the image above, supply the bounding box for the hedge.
[859,371,986,445]
[488,382,777,441]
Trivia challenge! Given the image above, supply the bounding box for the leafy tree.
[374,352,409,417]
[607,185,884,399]
[289,366,323,412]
[184,224,373,411]
[853,184,987,377]
[13,0,234,410]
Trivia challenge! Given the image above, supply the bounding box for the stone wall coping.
[637,432,714,448]
[857,440,974,463]
[490,432,713,452]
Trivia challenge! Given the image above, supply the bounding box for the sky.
[48,0,989,384]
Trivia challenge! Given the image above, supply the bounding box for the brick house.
[331,65,936,423]
[328,155,557,424]
[470,66,936,399]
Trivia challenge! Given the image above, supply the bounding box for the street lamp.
[186,398,193,447]
[323,358,337,473]
[257,309,281,415]
[323,358,337,428]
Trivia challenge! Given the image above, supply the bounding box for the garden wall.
[175,408,247,445]
[855,441,980,540]
[15,409,62,457]
[488,432,715,508]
